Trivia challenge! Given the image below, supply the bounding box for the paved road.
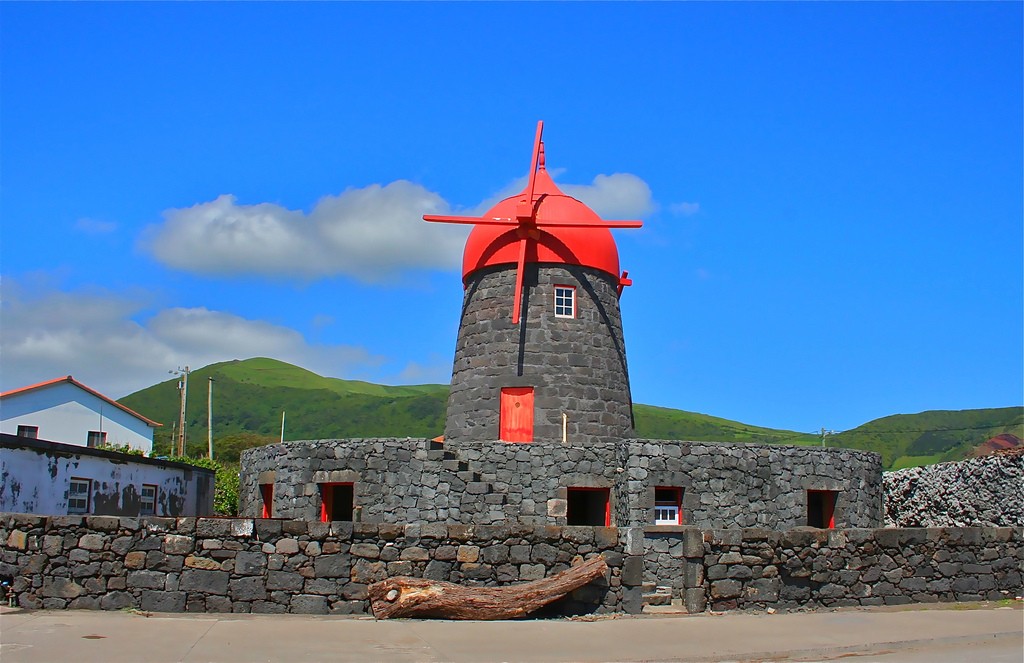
[1,604,1021,662]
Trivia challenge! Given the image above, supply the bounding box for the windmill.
[428,121,645,446]
[425,121,643,323]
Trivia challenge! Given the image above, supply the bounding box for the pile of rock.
[884,449,1024,527]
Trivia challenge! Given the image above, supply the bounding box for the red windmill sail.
[425,121,643,324]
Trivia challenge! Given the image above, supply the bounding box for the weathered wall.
[0,436,215,517]
[644,526,1023,613]
[884,451,1024,528]
[0,514,636,615]
[444,264,634,446]
[240,438,883,529]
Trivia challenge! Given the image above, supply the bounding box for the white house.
[0,376,159,454]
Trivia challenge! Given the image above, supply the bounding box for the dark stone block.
[314,554,349,578]
[179,569,229,595]
[139,590,186,612]
[230,577,267,601]
[290,594,329,614]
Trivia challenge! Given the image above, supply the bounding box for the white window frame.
[68,478,91,514]
[140,484,157,516]
[554,285,576,318]
[654,505,680,525]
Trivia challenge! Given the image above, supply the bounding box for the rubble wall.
[0,514,638,615]
[643,526,1023,613]
[884,451,1024,527]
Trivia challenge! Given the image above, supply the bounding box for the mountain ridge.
[118,357,1023,470]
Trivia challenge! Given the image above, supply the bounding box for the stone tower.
[425,122,642,445]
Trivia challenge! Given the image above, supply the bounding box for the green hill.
[119,357,1022,469]
[829,407,1024,469]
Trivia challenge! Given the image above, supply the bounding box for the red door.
[500,387,534,442]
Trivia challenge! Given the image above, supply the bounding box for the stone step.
[641,582,656,593]
[642,591,673,606]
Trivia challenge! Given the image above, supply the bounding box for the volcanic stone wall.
[621,441,883,529]
[240,438,883,529]
[884,450,1024,528]
[643,526,1024,613]
[444,264,634,446]
[0,514,636,615]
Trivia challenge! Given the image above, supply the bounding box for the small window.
[259,483,274,518]
[87,431,107,448]
[567,487,611,526]
[807,490,838,529]
[319,483,354,522]
[654,486,683,525]
[140,484,157,516]
[17,425,38,439]
[554,285,576,318]
[68,478,91,514]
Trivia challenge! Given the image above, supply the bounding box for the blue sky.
[2,2,1021,433]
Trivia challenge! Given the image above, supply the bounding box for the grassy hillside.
[119,357,1022,469]
[633,404,818,446]
[830,407,1024,469]
[120,358,448,459]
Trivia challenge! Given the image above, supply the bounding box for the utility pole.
[170,366,191,456]
[820,427,835,448]
[207,377,214,460]
[280,411,286,444]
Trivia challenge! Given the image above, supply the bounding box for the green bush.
[168,456,239,516]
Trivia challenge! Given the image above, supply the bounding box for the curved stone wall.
[240,439,883,529]
[444,264,633,445]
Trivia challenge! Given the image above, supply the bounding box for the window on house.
[16,425,38,439]
[68,478,92,514]
[807,490,838,529]
[554,285,576,318]
[654,487,683,525]
[499,387,534,442]
[86,431,107,448]
[567,487,611,526]
[140,484,157,516]
[319,482,354,522]
[259,483,274,518]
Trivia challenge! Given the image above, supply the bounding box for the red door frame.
[500,387,534,442]
[654,486,683,524]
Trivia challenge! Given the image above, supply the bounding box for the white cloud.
[560,173,654,219]
[140,174,655,281]
[0,281,383,399]
[140,182,469,282]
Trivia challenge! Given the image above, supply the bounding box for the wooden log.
[367,555,609,620]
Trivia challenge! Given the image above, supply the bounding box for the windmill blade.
[516,121,545,223]
[511,234,529,325]
[424,215,517,226]
[534,219,644,229]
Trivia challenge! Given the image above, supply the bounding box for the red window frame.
[566,487,611,526]
[259,483,274,519]
[654,486,683,525]
[319,482,354,523]
[807,490,837,529]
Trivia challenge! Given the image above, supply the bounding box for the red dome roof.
[462,168,621,282]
